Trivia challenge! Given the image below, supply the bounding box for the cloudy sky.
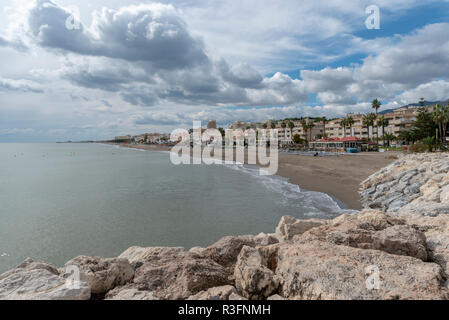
[1,0,449,141]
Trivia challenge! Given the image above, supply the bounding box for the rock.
[275,216,327,241]
[198,233,278,271]
[187,285,246,300]
[0,258,59,281]
[105,286,158,300]
[356,210,405,230]
[372,225,427,261]
[301,211,427,261]
[274,240,447,300]
[440,185,449,203]
[119,246,186,265]
[122,247,229,300]
[63,256,134,295]
[234,246,278,300]
[360,154,449,214]
[0,268,90,300]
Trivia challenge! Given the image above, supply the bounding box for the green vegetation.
[293,134,302,144]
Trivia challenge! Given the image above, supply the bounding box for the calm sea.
[0,143,353,272]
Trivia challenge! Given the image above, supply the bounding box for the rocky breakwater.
[2,209,449,300]
[360,153,449,216]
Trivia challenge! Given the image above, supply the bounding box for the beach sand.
[276,152,399,209]
[112,143,400,210]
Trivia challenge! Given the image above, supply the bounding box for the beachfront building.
[324,105,436,144]
[275,119,325,146]
[309,137,364,152]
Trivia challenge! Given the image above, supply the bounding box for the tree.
[377,115,389,146]
[293,134,301,144]
[432,104,449,144]
[397,130,413,145]
[300,119,308,142]
[281,121,287,129]
[412,108,438,141]
[362,113,376,141]
[262,123,268,129]
[372,99,381,115]
[321,117,328,139]
[346,116,355,136]
[382,133,396,147]
[218,127,225,138]
[288,121,295,130]
[340,118,348,137]
[270,121,276,129]
[419,97,425,107]
[422,136,435,152]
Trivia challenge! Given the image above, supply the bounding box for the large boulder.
[399,213,449,279]
[187,285,246,300]
[301,211,427,261]
[274,240,447,300]
[195,233,278,271]
[275,216,327,241]
[0,258,59,281]
[119,246,229,300]
[0,259,90,300]
[234,246,279,300]
[63,256,134,296]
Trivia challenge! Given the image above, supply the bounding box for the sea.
[0,143,355,273]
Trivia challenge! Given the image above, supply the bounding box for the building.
[207,120,217,129]
[309,137,364,152]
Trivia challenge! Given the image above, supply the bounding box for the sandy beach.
[276,152,399,209]
[112,143,401,210]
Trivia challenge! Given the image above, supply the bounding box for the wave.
[221,162,359,217]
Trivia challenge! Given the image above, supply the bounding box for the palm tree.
[377,115,389,146]
[300,119,308,142]
[321,117,328,139]
[432,104,449,144]
[422,136,435,152]
[372,99,381,115]
[346,116,355,137]
[398,130,412,146]
[382,133,396,147]
[288,121,295,130]
[362,113,376,141]
[270,121,276,129]
[340,118,348,137]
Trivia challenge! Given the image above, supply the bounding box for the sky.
[1,0,449,142]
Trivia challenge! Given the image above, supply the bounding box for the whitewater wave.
[221,162,359,217]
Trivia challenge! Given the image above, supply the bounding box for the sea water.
[0,143,354,272]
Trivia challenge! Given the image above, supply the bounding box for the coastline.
[2,152,449,300]
[110,143,400,210]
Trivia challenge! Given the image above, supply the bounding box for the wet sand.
[111,143,400,210]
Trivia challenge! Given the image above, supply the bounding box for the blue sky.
[1,0,449,141]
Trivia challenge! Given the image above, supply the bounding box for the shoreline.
[110,143,400,210]
[2,152,449,300]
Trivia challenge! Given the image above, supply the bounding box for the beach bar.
[309,137,363,152]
